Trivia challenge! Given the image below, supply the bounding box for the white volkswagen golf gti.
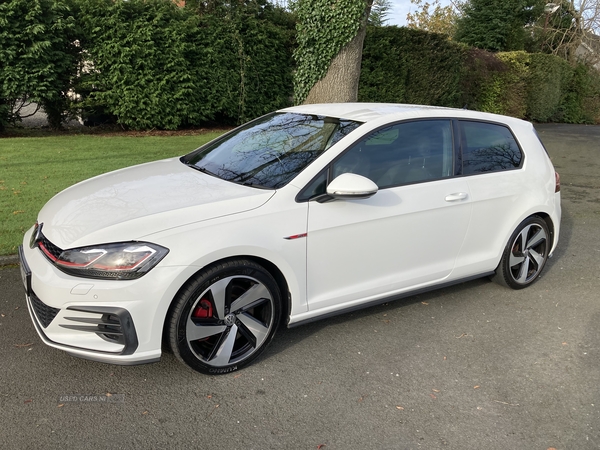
[19,103,561,374]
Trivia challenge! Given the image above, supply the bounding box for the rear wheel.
[493,216,550,290]
[168,259,281,374]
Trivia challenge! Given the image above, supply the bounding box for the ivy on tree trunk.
[292,0,372,105]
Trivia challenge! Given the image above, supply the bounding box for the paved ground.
[0,124,599,449]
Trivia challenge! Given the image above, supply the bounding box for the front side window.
[460,121,522,174]
[331,120,454,189]
[182,113,361,189]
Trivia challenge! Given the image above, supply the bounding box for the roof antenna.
[463,104,468,110]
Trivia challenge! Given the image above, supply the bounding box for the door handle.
[445,192,468,202]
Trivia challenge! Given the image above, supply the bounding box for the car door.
[452,120,528,275]
[304,120,473,312]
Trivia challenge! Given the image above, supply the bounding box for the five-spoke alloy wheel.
[494,216,550,289]
[168,259,282,374]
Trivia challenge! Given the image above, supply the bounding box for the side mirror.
[326,173,378,200]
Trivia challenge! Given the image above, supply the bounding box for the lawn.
[0,131,225,256]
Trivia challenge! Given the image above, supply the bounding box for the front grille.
[30,292,61,328]
[40,234,63,260]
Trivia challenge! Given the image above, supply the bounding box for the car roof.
[279,103,531,129]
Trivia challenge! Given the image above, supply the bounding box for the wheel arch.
[161,255,291,350]
[491,210,556,275]
[535,212,556,253]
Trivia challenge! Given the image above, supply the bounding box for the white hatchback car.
[19,103,561,374]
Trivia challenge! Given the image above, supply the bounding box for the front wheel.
[493,216,550,290]
[167,259,282,374]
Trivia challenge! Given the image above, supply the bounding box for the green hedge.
[0,0,293,130]
[478,51,529,118]
[0,0,78,130]
[358,27,600,124]
[77,0,293,129]
[359,27,466,107]
[558,62,600,124]
[2,3,599,130]
[525,53,573,122]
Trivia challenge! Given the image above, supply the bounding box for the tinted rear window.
[460,121,522,174]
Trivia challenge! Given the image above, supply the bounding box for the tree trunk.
[303,3,371,104]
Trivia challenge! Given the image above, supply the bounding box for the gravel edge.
[0,255,19,266]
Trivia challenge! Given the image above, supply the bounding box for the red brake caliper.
[192,298,213,319]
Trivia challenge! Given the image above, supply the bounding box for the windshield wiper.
[238,181,271,190]
[184,162,217,178]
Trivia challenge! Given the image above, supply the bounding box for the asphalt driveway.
[1,123,599,449]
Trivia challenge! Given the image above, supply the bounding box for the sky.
[387,0,453,27]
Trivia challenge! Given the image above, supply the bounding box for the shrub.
[477,51,529,117]
[559,62,600,124]
[525,53,572,122]
[76,0,293,130]
[359,27,466,107]
[0,0,78,130]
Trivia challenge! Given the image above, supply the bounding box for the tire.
[493,216,550,290]
[167,259,282,375]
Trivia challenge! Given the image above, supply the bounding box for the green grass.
[0,132,224,255]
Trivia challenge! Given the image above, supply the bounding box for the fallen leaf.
[547,448,557,450]
[493,400,519,406]
[142,411,149,415]
[421,302,429,305]
[396,405,404,410]
[382,319,390,324]
[106,393,112,397]
[432,389,440,393]
[14,343,33,348]
[562,342,568,346]
[13,210,24,215]
[430,394,437,399]
[317,445,326,449]
[207,395,212,399]
[443,356,447,360]
[14,306,19,311]
[24,399,32,404]
[233,374,242,379]
[57,404,64,408]
[474,385,480,389]
[1,314,5,317]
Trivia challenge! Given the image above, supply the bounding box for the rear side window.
[460,121,522,175]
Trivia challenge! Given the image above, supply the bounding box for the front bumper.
[19,243,163,365]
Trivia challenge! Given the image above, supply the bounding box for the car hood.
[38,158,275,249]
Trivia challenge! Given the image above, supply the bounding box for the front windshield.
[181,112,362,189]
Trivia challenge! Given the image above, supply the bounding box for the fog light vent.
[60,306,139,355]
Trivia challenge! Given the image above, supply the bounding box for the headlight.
[54,242,169,280]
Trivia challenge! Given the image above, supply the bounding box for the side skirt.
[287,271,495,328]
